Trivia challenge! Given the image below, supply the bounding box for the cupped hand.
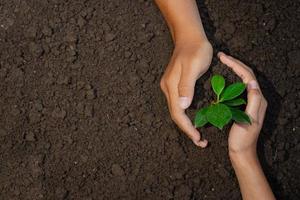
[160,41,213,147]
[218,52,268,155]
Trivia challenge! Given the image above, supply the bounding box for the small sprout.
[206,103,232,129]
[230,107,251,124]
[211,75,225,101]
[194,74,251,130]
[223,98,246,107]
[220,82,246,102]
[194,107,208,128]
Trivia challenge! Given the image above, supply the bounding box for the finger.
[160,78,171,104]
[169,85,208,147]
[165,61,208,147]
[169,88,208,147]
[178,64,197,109]
[162,87,172,114]
[218,52,256,84]
[258,98,267,125]
[245,80,262,122]
[172,109,208,147]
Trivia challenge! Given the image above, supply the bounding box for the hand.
[218,52,268,156]
[160,40,213,147]
[219,52,275,200]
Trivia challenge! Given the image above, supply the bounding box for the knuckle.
[206,42,213,53]
[159,79,166,91]
[262,98,268,109]
[250,89,262,99]
[170,111,180,124]
[228,144,240,154]
[228,141,246,154]
[263,97,268,106]
[163,76,172,86]
[170,112,178,123]
[257,120,265,128]
[252,120,260,127]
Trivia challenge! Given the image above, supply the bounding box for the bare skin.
[219,52,276,200]
[155,0,212,147]
[155,0,275,198]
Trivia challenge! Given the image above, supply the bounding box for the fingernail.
[194,139,208,148]
[217,52,224,58]
[179,97,190,109]
[247,80,259,90]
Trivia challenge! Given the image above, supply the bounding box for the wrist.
[174,37,212,52]
[171,21,209,46]
[229,149,258,167]
[174,31,209,47]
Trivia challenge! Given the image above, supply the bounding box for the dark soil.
[0,0,299,199]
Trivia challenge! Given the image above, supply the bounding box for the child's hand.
[160,41,212,147]
[218,52,268,156]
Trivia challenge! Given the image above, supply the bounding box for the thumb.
[245,80,262,121]
[178,72,197,109]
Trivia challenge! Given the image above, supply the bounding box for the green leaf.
[206,103,232,129]
[223,98,246,106]
[220,82,246,101]
[194,107,208,128]
[211,75,225,98]
[230,108,251,124]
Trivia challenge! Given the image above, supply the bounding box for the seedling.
[194,75,251,129]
